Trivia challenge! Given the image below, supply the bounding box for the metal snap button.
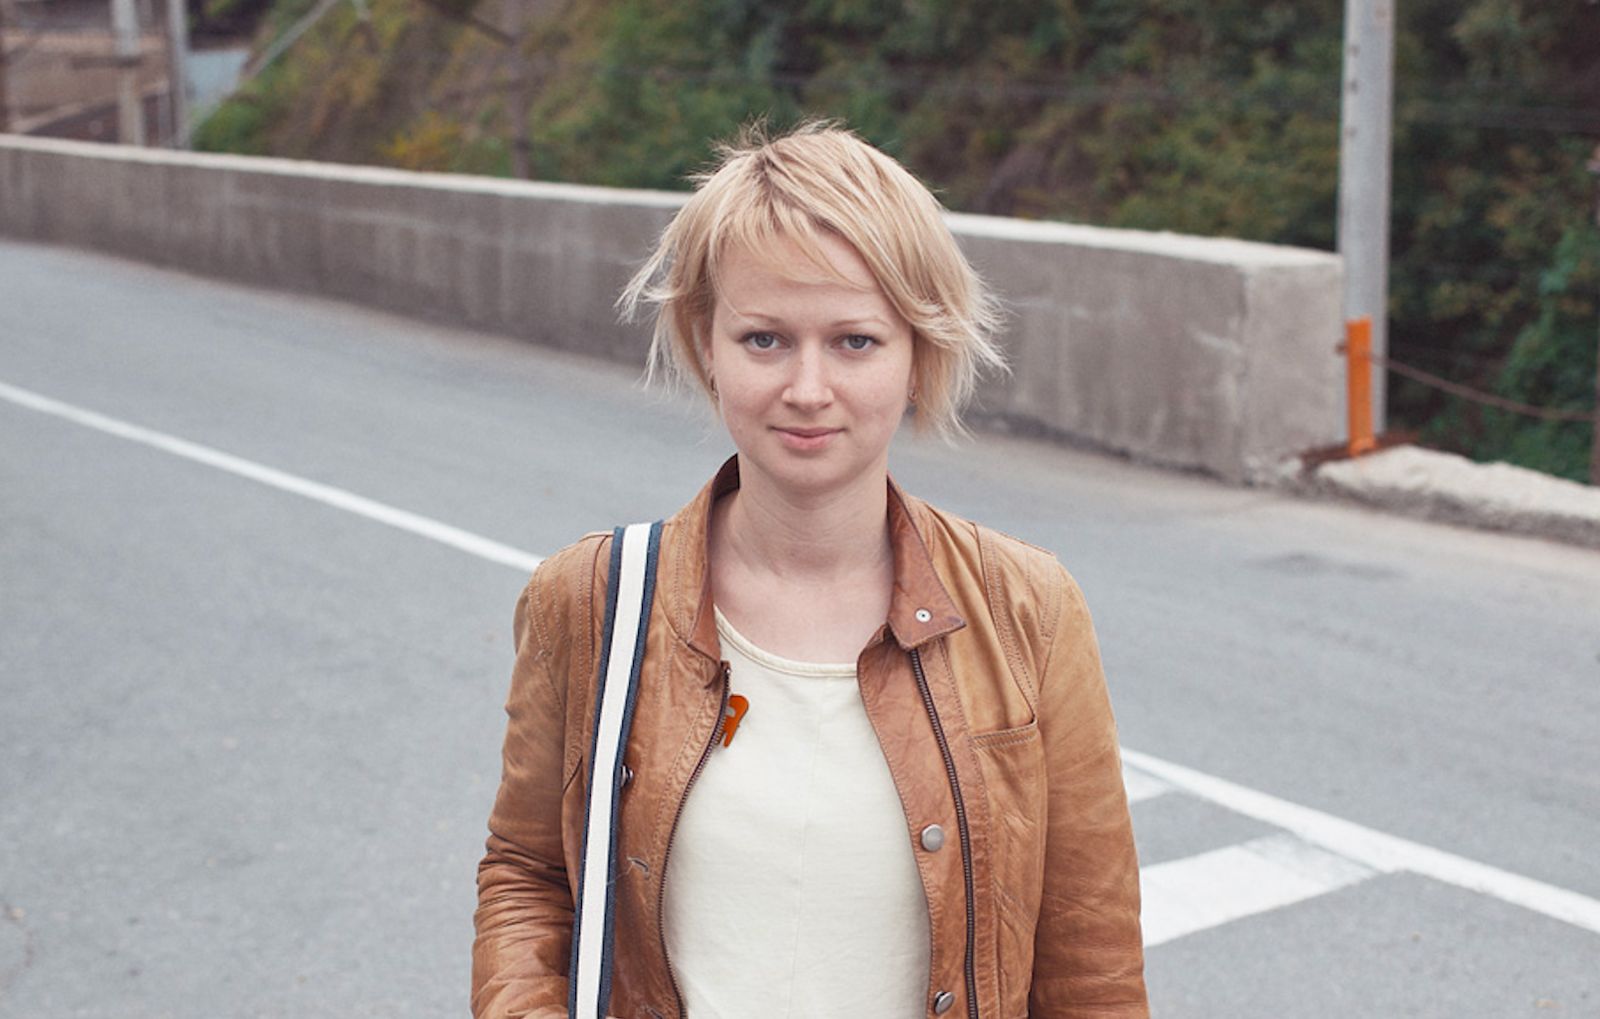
[620,764,634,788]
[920,824,945,852]
[933,990,955,1014]
[915,608,932,623]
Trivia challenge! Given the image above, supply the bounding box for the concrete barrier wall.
[0,134,1343,480]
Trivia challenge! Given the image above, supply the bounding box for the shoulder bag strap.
[569,521,663,1019]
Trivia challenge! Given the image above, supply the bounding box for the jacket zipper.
[911,648,981,1019]
[657,659,731,1019]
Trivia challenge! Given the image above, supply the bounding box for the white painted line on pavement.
[1122,763,1171,805]
[1140,833,1375,947]
[0,379,544,574]
[11,379,1599,944]
[1121,747,1600,937]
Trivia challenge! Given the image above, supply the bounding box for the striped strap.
[569,521,662,1019]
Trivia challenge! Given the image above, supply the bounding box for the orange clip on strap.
[720,695,750,747]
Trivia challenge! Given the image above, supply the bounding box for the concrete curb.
[1296,445,1600,550]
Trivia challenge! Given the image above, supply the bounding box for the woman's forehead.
[713,227,878,295]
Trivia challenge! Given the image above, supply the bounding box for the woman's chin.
[740,446,878,497]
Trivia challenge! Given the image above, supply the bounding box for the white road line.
[1122,763,1171,805]
[1140,833,1375,947]
[1121,747,1600,937]
[10,379,1600,943]
[0,379,544,574]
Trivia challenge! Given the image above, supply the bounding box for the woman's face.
[705,231,915,502]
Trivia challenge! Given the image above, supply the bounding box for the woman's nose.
[783,345,833,408]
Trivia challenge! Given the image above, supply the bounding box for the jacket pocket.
[973,721,1046,1017]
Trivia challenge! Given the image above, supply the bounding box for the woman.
[473,123,1147,1019]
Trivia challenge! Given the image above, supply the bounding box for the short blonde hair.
[619,121,1006,438]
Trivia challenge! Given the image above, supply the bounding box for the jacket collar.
[664,455,966,669]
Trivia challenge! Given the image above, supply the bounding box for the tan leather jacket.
[474,459,1147,1018]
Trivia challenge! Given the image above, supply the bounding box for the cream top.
[660,608,930,1018]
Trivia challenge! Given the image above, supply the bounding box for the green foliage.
[526,0,799,189]
[1384,1,1598,475]
[1459,219,1599,481]
[195,0,471,164]
[191,85,274,154]
[194,0,1600,480]
[193,0,277,35]
[381,110,512,174]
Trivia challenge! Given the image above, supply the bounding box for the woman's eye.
[743,332,779,351]
[842,334,877,351]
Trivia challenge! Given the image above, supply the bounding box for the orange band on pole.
[1346,317,1376,456]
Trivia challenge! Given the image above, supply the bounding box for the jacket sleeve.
[472,542,600,1018]
[1028,565,1148,1018]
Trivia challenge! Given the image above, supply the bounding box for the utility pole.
[1588,145,1600,486]
[164,0,189,146]
[111,0,146,145]
[1336,0,1396,434]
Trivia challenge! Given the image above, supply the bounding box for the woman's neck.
[717,461,892,581]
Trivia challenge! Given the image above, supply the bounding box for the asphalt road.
[2,238,1597,1017]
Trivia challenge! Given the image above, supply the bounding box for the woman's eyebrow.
[828,317,891,331]
[730,310,891,330]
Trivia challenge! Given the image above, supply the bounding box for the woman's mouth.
[775,427,841,452]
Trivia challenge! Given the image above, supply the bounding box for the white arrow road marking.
[1121,750,1600,938]
[1139,833,1376,947]
[9,378,1600,944]
[1122,764,1172,805]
